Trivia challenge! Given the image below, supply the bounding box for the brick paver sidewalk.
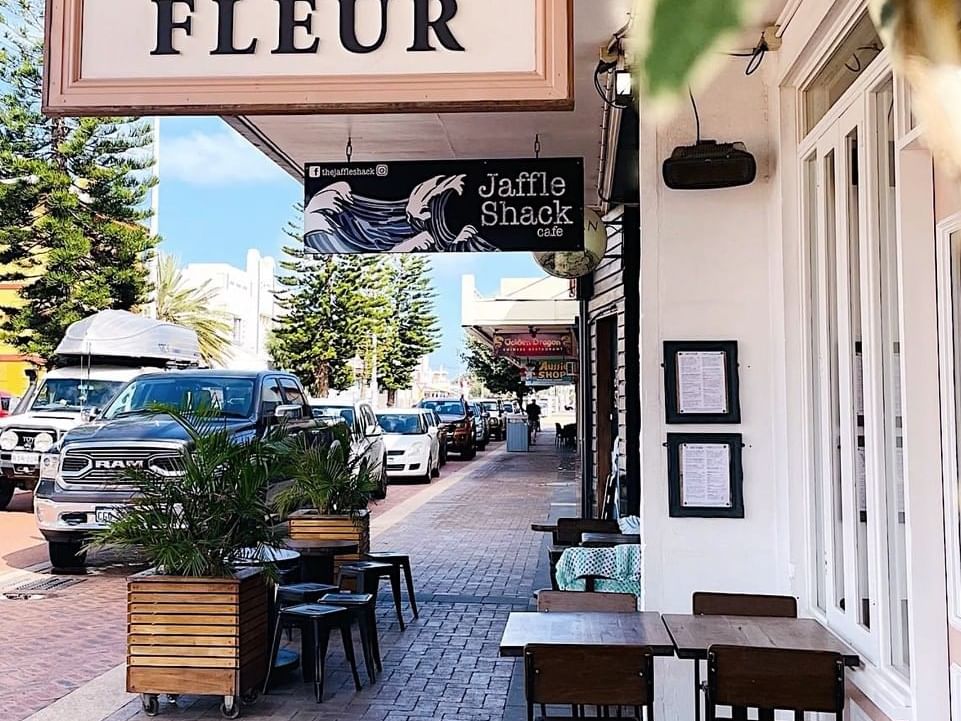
[106,442,575,721]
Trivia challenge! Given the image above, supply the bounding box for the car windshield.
[104,377,256,419]
[377,413,425,435]
[313,406,355,427]
[31,378,124,411]
[482,402,499,412]
[421,401,465,417]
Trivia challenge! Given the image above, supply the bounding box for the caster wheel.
[241,690,260,706]
[141,694,160,717]
[221,696,241,719]
[165,694,179,704]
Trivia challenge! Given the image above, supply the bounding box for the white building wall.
[182,249,279,370]
[639,60,790,717]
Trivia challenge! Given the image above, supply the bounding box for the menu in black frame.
[663,341,741,424]
[667,433,745,519]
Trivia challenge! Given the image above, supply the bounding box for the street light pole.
[370,333,378,407]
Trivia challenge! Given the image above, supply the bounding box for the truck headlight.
[39,453,60,481]
[33,433,54,453]
[0,430,17,451]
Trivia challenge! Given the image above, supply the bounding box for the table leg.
[301,555,335,585]
[694,660,701,721]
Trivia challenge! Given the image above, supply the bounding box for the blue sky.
[156,117,544,372]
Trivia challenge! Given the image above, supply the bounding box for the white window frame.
[936,211,961,629]
[797,53,914,701]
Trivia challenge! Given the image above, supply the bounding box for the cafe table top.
[530,523,558,533]
[661,613,861,667]
[499,611,675,658]
[284,539,360,556]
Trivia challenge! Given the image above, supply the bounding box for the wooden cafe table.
[499,611,675,658]
[662,613,860,720]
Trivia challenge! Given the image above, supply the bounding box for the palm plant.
[90,411,283,578]
[272,437,379,519]
[154,252,233,367]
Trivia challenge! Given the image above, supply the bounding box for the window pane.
[845,127,872,630]
[875,78,910,674]
[824,149,847,613]
[803,14,882,135]
[806,153,828,612]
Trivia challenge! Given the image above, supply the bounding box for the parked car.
[418,397,476,459]
[422,408,449,465]
[0,310,200,511]
[34,370,339,569]
[0,391,18,418]
[470,401,490,450]
[311,400,388,500]
[377,409,440,484]
[479,400,504,441]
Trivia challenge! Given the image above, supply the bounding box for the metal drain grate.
[10,576,84,593]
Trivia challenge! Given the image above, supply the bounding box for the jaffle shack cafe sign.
[43,0,573,115]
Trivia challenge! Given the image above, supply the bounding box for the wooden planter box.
[126,568,268,701]
[288,509,370,571]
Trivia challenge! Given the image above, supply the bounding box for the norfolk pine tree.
[461,336,526,405]
[269,215,393,397]
[0,0,157,359]
[378,256,440,406]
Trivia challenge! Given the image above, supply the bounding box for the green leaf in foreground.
[633,0,755,108]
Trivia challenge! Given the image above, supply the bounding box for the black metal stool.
[264,604,361,702]
[277,583,339,606]
[337,561,406,630]
[319,592,381,681]
[364,552,419,620]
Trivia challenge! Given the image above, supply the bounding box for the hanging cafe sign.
[303,158,584,253]
[493,332,574,359]
[43,0,573,116]
[522,360,578,386]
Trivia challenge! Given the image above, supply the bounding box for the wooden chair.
[536,590,637,613]
[549,518,621,590]
[554,518,621,546]
[524,643,654,720]
[693,592,797,618]
[706,646,845,721]
[692,592,798,721]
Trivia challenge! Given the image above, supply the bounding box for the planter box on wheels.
[127,568,268,718]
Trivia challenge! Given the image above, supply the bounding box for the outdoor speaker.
[662,140,757,190]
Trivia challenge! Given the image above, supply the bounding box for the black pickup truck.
[34,369,342,568]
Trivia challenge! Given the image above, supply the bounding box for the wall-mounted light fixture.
[614,68,633,102]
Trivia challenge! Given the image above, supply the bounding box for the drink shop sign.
[44,0,573,115]
[303,158,584,253]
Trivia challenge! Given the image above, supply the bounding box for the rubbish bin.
[506,417,530,452]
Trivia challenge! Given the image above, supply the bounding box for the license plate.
[11,452,39,466]
[95,507,122,524]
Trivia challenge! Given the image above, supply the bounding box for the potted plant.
[91,412,284,719]
[273,436,379,568]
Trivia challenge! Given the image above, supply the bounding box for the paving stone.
[64,440,575,721]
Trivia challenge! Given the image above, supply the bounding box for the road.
[0,446,499,721]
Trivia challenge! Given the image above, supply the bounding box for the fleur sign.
[44,0,573,116]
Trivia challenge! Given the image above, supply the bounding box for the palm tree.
[153,253,233,366]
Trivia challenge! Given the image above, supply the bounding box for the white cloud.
[162,130,289,186]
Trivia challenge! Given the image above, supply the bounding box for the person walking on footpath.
[526,397,542,444]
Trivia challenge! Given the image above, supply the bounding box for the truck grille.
[6,427,59,451]
[60,446,183,489]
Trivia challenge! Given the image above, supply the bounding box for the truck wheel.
[464,442,476,460]
[0,481,14,511]
[48,541,87,569]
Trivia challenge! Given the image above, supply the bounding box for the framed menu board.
[663,341,741,424]
[666,433,745,518]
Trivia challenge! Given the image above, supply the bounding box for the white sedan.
[377,409,441,484]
